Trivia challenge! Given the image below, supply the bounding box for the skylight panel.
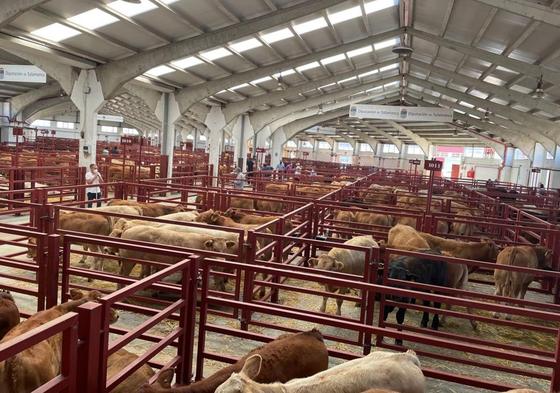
[359,69,378,78]
[160,0,180,3]
[200,47,233,61]
[364,0,399,14]
[321,53,346,65]
[261,28,294,44]
[68,8,118,30]
[251,76,272,85]
[347,45,373,58]
[459,101,475,108]
[31,23,81,42]
[328,5,362,25]
[230,38,262,53]
[172,56,203,69]
[338,76,357,84]
[366,86,383,93]
[273,69,296,78]
[230,83,249,91]
[374,38,398,50]
[510,84,532,94]
[319,83,336,89]
[297,62,321,72]
[293,17,328,35]
[145,65,174,77]
[483,75,505,86]
[379,63,398,72]
[453,109,466,115]
[384,81,399,88]
[108,0,157,17]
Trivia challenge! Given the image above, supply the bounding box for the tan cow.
[224,208,293,233]
[0,290,118,393]
[0,291,19,341]
[355,211,393,228]
[107,199,189,217]
[387,224,430,251]
[450,209,476,236]
[117,226,237,281]
[494,246,552,320]
[309,235,378,315]
[107,348,155,393]
[333,210,355,239]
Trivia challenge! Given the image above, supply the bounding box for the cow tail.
[504,248,518,297]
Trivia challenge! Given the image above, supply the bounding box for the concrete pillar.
[270,127,286,167]
[1,102,12,143]
[155,93,181,177]
[205,106,226,178]
[500,146,515,182]
[232,115,254,170]
[548,145,560,188]
[70,70,106,167]
[533,143,546,168]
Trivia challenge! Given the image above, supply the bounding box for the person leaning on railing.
[85,163,103,208]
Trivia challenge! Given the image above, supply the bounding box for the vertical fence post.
[177,257,199,385]
[271,219,284,304]
[76,302,103,393]
[36,235,46,311]
[364,246,379,355]
[241,231,256,331]
[114,182,124,200]
[137,185,147,203]
[46,234,60,308]
[195,264,211,381]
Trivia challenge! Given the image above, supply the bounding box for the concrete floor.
[0,210,553,392]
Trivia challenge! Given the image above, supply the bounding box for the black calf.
[383,250,448,345]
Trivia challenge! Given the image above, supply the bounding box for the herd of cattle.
[0,181,554,392]
[0,294,543,393]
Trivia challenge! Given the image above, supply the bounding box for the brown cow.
[108,199,188,217]
[333,210,355,239]
[230,197,255,210]
[139,329,328,393]
[27,212,112,272]
[450,209,476,236]
[0,290,118,393]
[419,233,499,262]
[196,210,261,231]
[494,246,552,320]
[387,224,430,251]
[0,291,19,340]
[107,348,155,393]
[224,208,292,232]
[355,211,393,228]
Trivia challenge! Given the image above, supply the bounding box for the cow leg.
[395,307,406,346]
[493,285,503,319]
[506,283,522,320]
[336,298,343,316]
[519,281,530,304]
[320,294,328,313]
[421,300,430,328]
[431,301,442,330]
[79,244,88,264]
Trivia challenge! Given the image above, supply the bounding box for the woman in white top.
[85,163,103,208]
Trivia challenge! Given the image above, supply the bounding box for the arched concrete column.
[205,106,226,178]
[155,93,181,177]
[70,70,105,167]
[229,115,254,170]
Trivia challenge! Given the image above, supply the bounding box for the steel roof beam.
[174,28,401,113]
[473,0,560,26]
[385,120,430,155]
[409,59,560,116]
[409,76,560,148]
[409,28,560,86]
[96,0,348,97]
[0,0,49,28]
[355,119,404,151]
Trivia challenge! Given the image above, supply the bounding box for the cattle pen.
[0,168,558,393]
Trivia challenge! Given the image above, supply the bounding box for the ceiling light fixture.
[483,109,490,122]
[453,130,458,137]
[534,75,544,99]
[275,75,285,91]
[318,104,324,115]
[121,0,142,3]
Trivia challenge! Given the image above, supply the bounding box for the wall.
[462,157,501,181]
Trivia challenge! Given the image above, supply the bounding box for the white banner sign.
[349,104,453,122]
[305,126,336,135]
[97,114,124,123]
[0,65,46,83]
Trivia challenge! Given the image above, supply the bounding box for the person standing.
[85,163,103,208]
[233,167,246,190]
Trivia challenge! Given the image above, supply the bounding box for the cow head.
[175,204,190,213]
[223,208,243,221]
[215,354,263,393]
[27,236,37,259]
[481,239,500,261]
[308,255,344,272]
[195,209,215,223]
[203,239,238,253]
[387,259,418,304]
[104,228,124,255]
[0,289,15,303]
[69,289,119,323]
[138,368,174,392]
[536,246,553,270]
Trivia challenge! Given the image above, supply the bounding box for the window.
[32,120,50,127]
[145,65,174,77]
[123,127,138,135]
[68,8,118,30]
[364,0,398,14]
[547,151,554,160]
[56,121,74,129]
[382,144,398,153]
[339,156,351,164]
[172,56,203,69]
[199,135,207,141]
[261,28,294,44]
[200,47,232,61]
[31,23,80,42]
[318,141,331,149]
[514,148,528,160]
[286,140,297,148]
[293,17,328,35]
[101,126,117,133]
[360,143,373,152]
[407,145,423,155]
[338,142,353,151]
[301,141,313,148]
[229,38,262,53]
